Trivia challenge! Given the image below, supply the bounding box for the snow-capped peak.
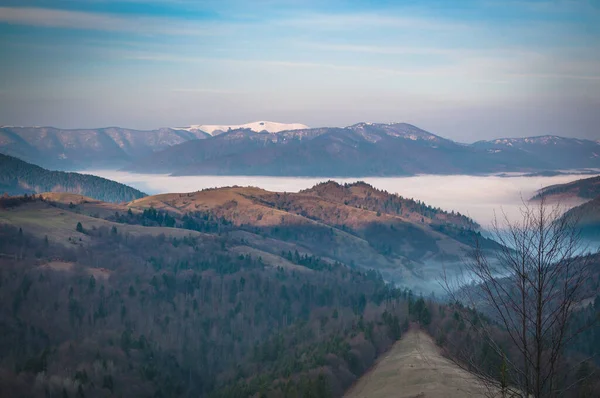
[175,121,309,136]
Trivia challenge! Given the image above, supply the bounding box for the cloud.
[276,12,471,31]
[484,0,600,14]
[0,7,217,35]
[302,43,459,56]
[123,52,451,76]
[171,88,242,94]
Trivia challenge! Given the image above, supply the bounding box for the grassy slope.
[0,201,204,246]
[0,201,315,271]
[345,327,496,398]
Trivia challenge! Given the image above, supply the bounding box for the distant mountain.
[0,126,209,170]
[532,175,600,202]
[472,135,600,170]
[125,123,600,176]
[0,153,146,202]
[175,120,309,135]
[3,123,599,175]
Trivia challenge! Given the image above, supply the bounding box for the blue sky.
[0,0,599,141]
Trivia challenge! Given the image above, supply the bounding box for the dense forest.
[0,221,413,397]
[0,154,146,202]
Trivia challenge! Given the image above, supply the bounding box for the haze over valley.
[85,170,598,228]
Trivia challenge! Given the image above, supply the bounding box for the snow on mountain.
[348,122,442,142]
[176,121,309,135]
[490,135,569,146]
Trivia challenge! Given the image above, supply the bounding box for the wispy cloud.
[484,0,600,14]
[303,43,458,56]
[0,7,218,35]
[275,12,471,31]
[171,88,242,94]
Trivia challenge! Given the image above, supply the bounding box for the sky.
[0,0,599,142]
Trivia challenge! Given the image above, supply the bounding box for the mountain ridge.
[532,175,600,202]
[2,122,599,174]
[0,125,209,170]
[125,122,600,176]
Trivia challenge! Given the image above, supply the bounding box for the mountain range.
[1,122,599,175]
[126,122,600,176]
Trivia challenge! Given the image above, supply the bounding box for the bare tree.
[442,198,596,398]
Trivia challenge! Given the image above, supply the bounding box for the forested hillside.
[532,175,600,201]
[70,180,496,288]
[0,218,412,397]
[561,195,600,241]
[0,195,598,397]
[0,154,146,202]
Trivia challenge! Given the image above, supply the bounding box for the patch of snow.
[175,121,309,135]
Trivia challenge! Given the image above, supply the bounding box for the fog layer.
[84,171,597,227]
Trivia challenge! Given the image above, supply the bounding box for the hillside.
[0,210,416,397]
[1,191,597,397]
[345,328,495,398]
[0,153,146,202]
[532,175,600,202]
[125,123,600,176]
[562,195,600,241]
[0,200,203,246]
[0,181,494,290]
[114,182,496,289]
[0,126,208,169]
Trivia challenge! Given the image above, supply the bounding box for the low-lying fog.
[84,170,597,228]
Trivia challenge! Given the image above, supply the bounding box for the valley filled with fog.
[85,170,597,228]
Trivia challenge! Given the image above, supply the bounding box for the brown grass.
[345,328,498,398]
[0,201,205,247]
[38,261,111,280]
